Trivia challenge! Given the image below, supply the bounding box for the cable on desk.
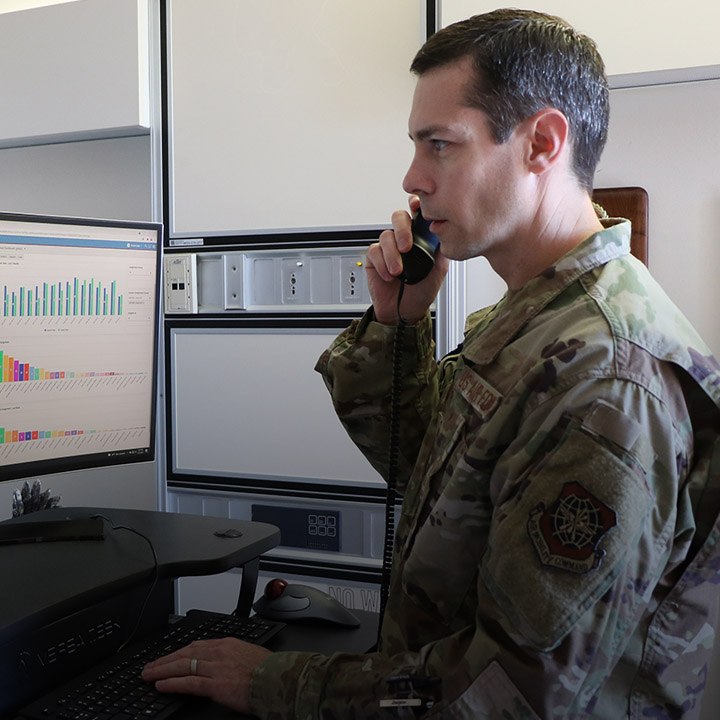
[91,513,160,654]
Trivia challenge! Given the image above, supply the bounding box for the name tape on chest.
[457,368,503,420]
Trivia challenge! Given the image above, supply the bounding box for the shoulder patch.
[480,424,653,650]
[527,481,617,574]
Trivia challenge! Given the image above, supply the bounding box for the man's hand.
[142,638,271,714]
[366,197,448,325]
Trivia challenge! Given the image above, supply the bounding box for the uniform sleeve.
[314,308,439,490]
[249,646,542,719]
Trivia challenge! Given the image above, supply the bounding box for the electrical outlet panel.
[281,258,308,304]
[340,256,366,302]
[252,505,341,552]
[164,247,372,313]
[245,248,370,310]
[164,254,198,313]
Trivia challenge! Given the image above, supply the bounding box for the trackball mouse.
[252,578,361,627]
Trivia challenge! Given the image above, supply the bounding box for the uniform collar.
[463,219,632,366]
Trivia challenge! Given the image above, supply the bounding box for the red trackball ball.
[264,578,288,600]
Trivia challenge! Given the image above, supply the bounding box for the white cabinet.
[439,1,720,86]
[0,0,150,148]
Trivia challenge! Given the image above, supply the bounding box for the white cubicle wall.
[168,327,382,488]
[166,0,424,237]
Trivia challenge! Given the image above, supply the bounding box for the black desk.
[1,507,280,644]
[0,506,280,716]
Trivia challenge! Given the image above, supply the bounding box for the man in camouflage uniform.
[144,9,720,718]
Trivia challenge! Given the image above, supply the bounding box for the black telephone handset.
[399,210,440,285]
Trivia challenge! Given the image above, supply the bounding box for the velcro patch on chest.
[457,367,503,420]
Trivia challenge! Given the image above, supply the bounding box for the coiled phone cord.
[377,281,407,647]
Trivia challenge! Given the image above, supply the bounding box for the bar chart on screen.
[0,332,153,465]
[0,248,155,326]
[2,277,125,319]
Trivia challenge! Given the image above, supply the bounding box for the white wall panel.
[439,1,720,85]
[0,0,150,147]
[170,328,383,487]
[0,136,152,220]
[167,0,425,236]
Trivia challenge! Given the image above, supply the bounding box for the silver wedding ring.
[190,658,198,676]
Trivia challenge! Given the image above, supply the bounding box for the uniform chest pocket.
[399,378,469,523]
[399,367,503,622]
[401,429,500,620]
[400,443,494,624]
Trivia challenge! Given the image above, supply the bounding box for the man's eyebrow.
[409,125,452,142]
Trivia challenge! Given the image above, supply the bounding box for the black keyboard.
[17,610,285,720]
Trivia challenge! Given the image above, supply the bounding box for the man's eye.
[431,139,449,152]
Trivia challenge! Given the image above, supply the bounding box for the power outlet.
[341,256,366,303]
[281,258,307,303]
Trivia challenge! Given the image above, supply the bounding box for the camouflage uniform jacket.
[249,220,720,719]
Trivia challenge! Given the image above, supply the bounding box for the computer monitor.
[0,212,162,483]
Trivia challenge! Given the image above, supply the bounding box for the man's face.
[403,57,530,263]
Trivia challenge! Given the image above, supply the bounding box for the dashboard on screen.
[0,212,162,482]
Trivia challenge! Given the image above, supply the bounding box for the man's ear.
[524,108,569,175]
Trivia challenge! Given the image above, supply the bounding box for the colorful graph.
[0,350,124,384]
[2,277,123,318]
[0,428,95,444]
